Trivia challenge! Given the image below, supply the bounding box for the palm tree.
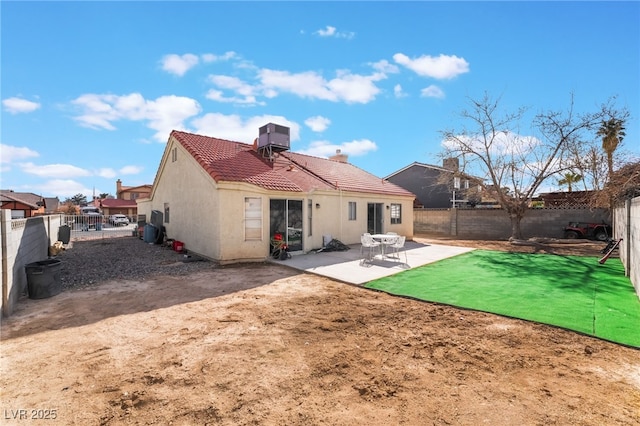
[597,118,626,181]
[557,171,582,192]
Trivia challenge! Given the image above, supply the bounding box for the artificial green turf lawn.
[365,250,640,348]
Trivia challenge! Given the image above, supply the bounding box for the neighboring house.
[99,198,138,219]
[384,159,482,208]
[138,125,415,264]
[116,180,152,201]
[97,180,152,218]
[0,190,44,218]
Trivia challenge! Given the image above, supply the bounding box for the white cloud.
[71,93,201,141]
[205,89,262,105]
[192,113,300,143]
[442,131,541,157]
[393,53,470,79]
[258,69,337,101]
[37,179,97,199]
[20,162,92,178]
[96,168,117,179]
[316,25,336,37]
[297,139,377,158]
[371,60,399,74]
[305,116,331,132]
[1,144,39,163]
[206,75,264,105]
[421,85,445,99]
[394,84,408,98]
[201,51,237,63]
[119,165,143,175]
[257,68,384,104]
[327,71,384,104]
[2,97,41,114]
[161,53,199,76]
[315,25,355,39]
[208,75,255,96]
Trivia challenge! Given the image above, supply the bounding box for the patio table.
[371,234,399,257]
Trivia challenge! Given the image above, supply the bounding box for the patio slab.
[269,240,475,285]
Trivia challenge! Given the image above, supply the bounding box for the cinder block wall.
[1,211,62,316]
[414,207,611,240]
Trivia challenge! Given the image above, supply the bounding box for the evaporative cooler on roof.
[258,123,290,160]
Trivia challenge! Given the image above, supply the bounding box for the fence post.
[449,208,458,237]
[1,209,10,316]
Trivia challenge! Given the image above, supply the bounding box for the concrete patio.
[269,240,475,285]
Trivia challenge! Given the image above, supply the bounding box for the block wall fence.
[1,210,63,316]
[413,207,611,240]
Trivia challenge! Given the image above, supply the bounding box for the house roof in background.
[100,198,138,208]
[171,131,414,197]
[119,184,152,193]
[43,197,60,211]
[0,190,43,208]
[383,161,453,180]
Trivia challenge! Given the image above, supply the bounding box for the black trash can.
[58,225,71,244]
[25,259,62,299]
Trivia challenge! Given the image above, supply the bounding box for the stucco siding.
[142,138,222,260]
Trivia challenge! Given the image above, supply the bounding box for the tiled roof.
[100,198,138,208]
[171,131,414,197]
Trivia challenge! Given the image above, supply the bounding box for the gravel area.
[57,236,218,290]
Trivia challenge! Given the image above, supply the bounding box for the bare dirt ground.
[1,236,639,425]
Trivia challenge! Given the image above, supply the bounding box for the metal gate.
[63,215,138,241]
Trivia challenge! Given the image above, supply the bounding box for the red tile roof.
[100,198,137,208]
[171,131,414,197]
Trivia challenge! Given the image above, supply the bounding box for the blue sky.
[2,1,639,199]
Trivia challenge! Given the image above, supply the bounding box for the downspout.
[339,188,343,241]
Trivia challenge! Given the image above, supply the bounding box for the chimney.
[116,179,122,197]
[443,158,459,172]
[329,149,348,163]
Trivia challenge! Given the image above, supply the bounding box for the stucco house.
[138,125,415,264]
[385,159,484,208]
[97,180,152,218]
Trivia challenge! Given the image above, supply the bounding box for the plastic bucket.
[173,241,184,252]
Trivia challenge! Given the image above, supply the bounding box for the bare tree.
[440,93,624,240]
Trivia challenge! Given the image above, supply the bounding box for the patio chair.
[360,233,381,262]
[382,232,399,255]
[389,236,407,264]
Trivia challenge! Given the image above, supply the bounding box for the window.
[464,179,470,189]
[164,203,170,223]
[244,197,262,240]
[348,201,357,221]
[453,177,461,190]
[390,203,402,224]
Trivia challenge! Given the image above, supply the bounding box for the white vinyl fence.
[62,215,139,241]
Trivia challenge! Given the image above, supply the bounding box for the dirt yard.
[1,237,639,425]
